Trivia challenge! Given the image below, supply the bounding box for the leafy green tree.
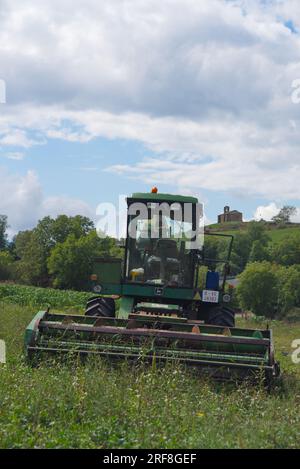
[47,230,122,290]
[34,215,95,253]
[229,222,271,274]
[13,230,48,286]
[50,215,94,244]
[230,233,252,274]
[249,240,270,262]
[14,230,33,259]
[13,215,96,286]
[271,234,300,266]
[34,216,56,256]
[0,215,8,250]
[203,236,219,263]
[237,262,278,317]
[0,251,13,280]
[247,221,270,246]
[276,265,300,317]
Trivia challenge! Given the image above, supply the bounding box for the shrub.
[236,262,278,317]
[0,251,13,281]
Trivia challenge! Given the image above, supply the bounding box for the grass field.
[0,288,300,449]
[207,222,300,244]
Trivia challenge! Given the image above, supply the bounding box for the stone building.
[218,206,243,224]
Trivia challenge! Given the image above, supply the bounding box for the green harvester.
[25,189,280,384]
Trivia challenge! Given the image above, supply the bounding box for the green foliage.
[249,240,270,262]
[47,231,122,290]
[285,308,300,323]
[230,232,252,274]
[276,265,300,317]
[35,215,94,250]
[237,262,278,317]
[11,215,116,289]
[0,283,92,308]
[0,302,299,449]
[0,215,8,250]
[247,221,270,246]
[0,252,13,280]
[230,222,271,275]
[270,234,300,266]
[237,262,300,318]
[197,265,208,289]
[13,230,48,286]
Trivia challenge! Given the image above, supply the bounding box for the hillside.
[206,221,300,243]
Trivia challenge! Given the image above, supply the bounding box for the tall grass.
[0,283,91,309]
[0,300,300,448]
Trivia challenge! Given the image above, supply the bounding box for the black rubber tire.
[85,297,116,318]
[86,297,104,308]
[206,305,235,328]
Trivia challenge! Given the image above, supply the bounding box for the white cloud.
[0,168,94,235]
[254,202,280,221]
[1,0,299,118]
[0,0,300,211]
[43,196,93,220]
[254,202,300,222]
[2,151,25,160]
[0,129,43,148]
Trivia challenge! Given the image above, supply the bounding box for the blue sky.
[0,0,300,235]
[0,133,273,219]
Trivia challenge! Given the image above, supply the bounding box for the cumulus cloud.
[0,0,300,220]
[0,168,94,235]
[1,0,299,118]
[254,202,280,221]
[254,202,300,222]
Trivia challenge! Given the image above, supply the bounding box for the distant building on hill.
[218,206,243,224]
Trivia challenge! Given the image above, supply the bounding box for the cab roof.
[129,192,198,204]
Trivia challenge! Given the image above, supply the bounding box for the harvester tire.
[85,297,115,318]
[206,305,235,328]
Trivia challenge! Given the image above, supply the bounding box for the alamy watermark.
[291,78,300,104]
[291,339,300,364]
[95,196,204,250]
[0,340,6,364]
[0,79,6,104]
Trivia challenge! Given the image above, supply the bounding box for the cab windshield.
[125,202,201,288]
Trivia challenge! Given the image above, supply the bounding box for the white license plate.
[202,290,220,303]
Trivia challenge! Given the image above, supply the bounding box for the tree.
[34,215,95,252]
[276,265,300,317]
[249,240,270,262]
[50,215,94,244]
[230,233,252,275]
[0,251,13,280]
[13,230,48,285]
[47,230,122,290]
[237,262,278,317]
[229,222,271,275]
[270,234,300,266]
[272,206,297,224]
[12,215,96,286]
[247,221,270,246]
[0,215,8,250]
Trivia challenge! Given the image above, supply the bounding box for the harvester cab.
[88,190,234,327]
[25,189,280,384]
